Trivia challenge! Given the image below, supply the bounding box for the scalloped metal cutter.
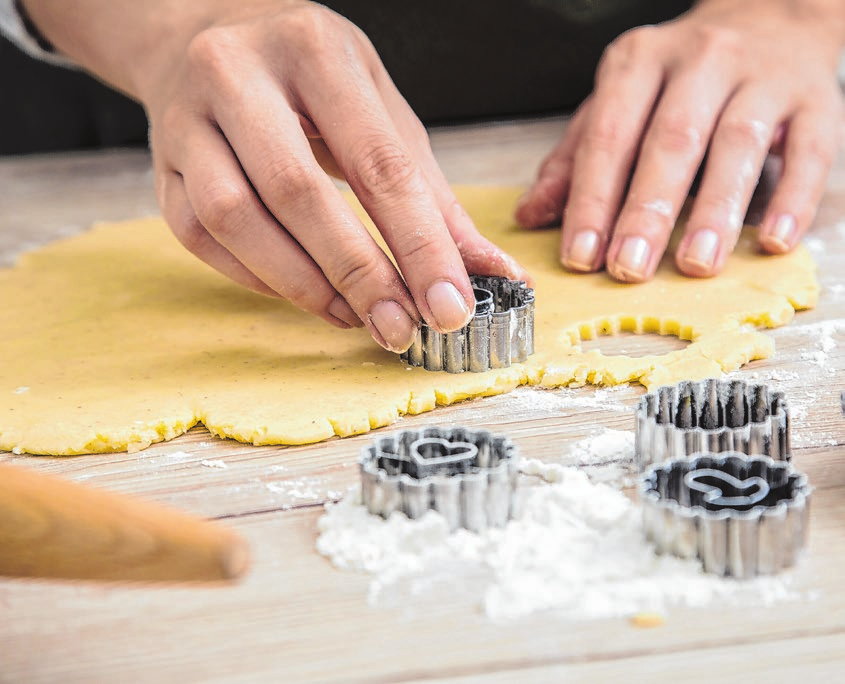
[359,426,519,532]
[400,275,535,373]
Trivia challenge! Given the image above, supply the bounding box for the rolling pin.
[0,463,249,582]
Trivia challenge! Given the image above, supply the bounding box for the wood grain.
[0,115,844,682]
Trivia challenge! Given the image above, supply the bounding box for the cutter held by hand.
[641,452,810,578]
[400,275,535,373]
[636,379,790,471]
[359,426,519,532]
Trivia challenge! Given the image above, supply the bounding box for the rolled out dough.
[0,187,818,455]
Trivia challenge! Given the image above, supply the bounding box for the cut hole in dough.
[579,332,689,358]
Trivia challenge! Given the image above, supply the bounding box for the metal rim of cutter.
[640,452,810,579]
[359,426,519,533]
[635,379,790,471]
[400,275,535,373]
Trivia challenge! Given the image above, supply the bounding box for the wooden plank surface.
[1,115,844,683]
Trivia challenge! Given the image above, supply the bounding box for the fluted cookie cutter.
[641,453,810,578]
[636,379,790,471]
[359,426,519,532]
[400,275,535,373]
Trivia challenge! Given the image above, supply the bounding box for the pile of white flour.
[316,457,797,622]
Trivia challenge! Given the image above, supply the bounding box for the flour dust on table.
[316,460,801,622]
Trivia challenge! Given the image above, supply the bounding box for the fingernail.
[328,295,362,328]
[682,229,720,271]
[368,300,418,352]
[425,280,472,332]
[614,237,651,281]
[566,230,600,271]
[767,214,796,251]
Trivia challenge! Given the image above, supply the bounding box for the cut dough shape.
[0,187,818,455]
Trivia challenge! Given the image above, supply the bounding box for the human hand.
[515,0,845,282]
[24,0,528,352]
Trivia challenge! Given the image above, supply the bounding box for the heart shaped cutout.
[408,437,478,478]
[684,468,770,509]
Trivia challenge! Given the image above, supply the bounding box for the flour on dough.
[0,187,818,455]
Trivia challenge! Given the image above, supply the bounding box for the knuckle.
[261,160,321,207]
[330,250,382,295]
[583,113,629,153]
[185,28,238,86]
[600,26,656,74]
[354,140,417,197]
[718,116,771,150]
[197,184,250,236]
[693,24,743,60]
[280,3,338,43]
[279,4,358,64]
[393,234,443,264]
[171,214,208,255]
[689,195,745,230]
[651,110,705,157]
[567,192,615,223]
[279,273,325,309]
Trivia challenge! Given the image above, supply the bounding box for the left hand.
[515,0,845,282]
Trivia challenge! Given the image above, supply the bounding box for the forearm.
[19,0,286,101]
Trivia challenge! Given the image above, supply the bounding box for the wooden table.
[1,117,844,683]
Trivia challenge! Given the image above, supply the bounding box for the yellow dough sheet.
[0,186,818,455]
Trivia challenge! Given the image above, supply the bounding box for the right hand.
[139,1,529,352]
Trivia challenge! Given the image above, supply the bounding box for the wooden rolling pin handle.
[0,463,250,582]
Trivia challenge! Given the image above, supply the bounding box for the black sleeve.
[0,0,692,154]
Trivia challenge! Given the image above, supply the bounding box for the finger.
[514,100,590,230]
[605,60,734,282]
[172,123,363,331]
[296,50,476,335]
[157,169,281,299]
[307,136,345,180]
[560,28,666,274]
[374,73,532,283]
[676,89,781,276]
[195,76,428,351]
[758,104,840,253]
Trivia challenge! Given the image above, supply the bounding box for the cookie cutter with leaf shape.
[641,452,810,578]
[635,379,790,471]
[359,426,519,532]
[400,275,534,373]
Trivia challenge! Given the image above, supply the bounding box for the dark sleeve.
[0,36,148,155]
[0,0,692,155]
[321,0,694,123]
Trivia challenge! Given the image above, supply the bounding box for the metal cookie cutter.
[641,453,810,578]
[400,275,535,373]
[359,426,519,532]
[636,379,790,471]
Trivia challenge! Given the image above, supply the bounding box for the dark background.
[0,0,692,155]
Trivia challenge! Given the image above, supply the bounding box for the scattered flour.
[316,461,796,622]
[564,428,634,466]
[267,476,342,508]
[162,450,192,461]
[555,386,632,412]
[200,458,228,469]
[492,385,632,416]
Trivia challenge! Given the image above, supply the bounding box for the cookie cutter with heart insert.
[400,275,535,373]
[359,426,519,532]
[641,452,810,578]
